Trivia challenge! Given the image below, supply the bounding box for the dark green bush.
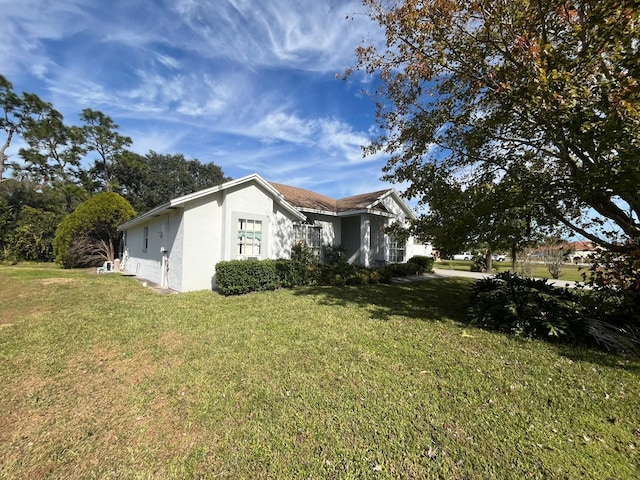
[317,262,356,286]
[467,271,639,355]
[470,254,486,272]
[407,255,434,273]
[216,256,416,295]
[291,242,319,285]
[273,259,300,288]
[467,271,581,340]
[215,260,280,295]
[384,262,422,277]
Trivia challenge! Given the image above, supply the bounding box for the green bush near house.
[216,256,436,295]
[407,255,434,273]
[215,259,280,295]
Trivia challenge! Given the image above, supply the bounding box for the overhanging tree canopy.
[349,0,639,253]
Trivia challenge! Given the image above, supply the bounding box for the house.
[117,173,429,292]
[568,240,595,263]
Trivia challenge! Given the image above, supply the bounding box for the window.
[389,236,405,263]
[238,219,262,257]
[293,223,322,258]
[143,226,149,252]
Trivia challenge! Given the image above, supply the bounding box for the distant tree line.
[1,74,228,265]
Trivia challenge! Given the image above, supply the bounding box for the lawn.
[436,260,587,282]
[1,264,638,479]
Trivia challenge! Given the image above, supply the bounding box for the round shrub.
[407,255,434,273]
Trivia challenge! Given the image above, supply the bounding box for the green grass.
[1,264,638,479]
[437,260,587,282]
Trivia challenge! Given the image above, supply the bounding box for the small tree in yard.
[54,192,135,268]
[545,249,565,280]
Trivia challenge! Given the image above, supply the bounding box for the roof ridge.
[270,181,395,214]
[269,181,338,212]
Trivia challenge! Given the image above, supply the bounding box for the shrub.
[273,259,300,288]
[467,272,581,340]
[470,254,486,272]
[467,271,640,355]
[215,260,280,295]
[384,262,422,277]
[54,192,135,267]
[407,255,434,273]
[291,242,319,285]
[317,262,356,286]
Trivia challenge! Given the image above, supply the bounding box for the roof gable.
[337,189,392,212]
[119,174,305,230]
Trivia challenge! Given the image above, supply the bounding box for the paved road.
[432,268,586,289]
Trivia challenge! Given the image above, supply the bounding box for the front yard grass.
[1,264,638,479]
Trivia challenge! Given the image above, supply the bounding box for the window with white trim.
[293,223,322,258]
[238,219,262,257]
[389,236,405,263]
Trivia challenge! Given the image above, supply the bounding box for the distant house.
[568,240,595,262]
[117,173,429,292]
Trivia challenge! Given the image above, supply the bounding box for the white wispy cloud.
[169,0,372,72]
[0,0,88,77]
[1,0,396,199]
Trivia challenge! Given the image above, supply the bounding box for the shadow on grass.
[292,277,473,323]
[554,344,640,372]
[292,276,640,371]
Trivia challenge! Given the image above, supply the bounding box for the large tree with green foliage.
[1,75,60,181]
[349,0,639,256]
[80,109,133,192]
[53,192,135,268]
[19,106,86,184]
[410,169,549,270]
[113,151,229,212]
[0,179,88,261]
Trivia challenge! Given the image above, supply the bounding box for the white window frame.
[293,222,323,259]
[388,236,405,263]
[237,218,263,258]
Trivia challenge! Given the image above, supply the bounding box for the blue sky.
[1,0,396,200]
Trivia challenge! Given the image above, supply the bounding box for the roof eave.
[338,208,397,218]
[298,207,339,217]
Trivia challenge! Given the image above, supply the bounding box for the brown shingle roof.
[337,190,391,212]
[269,182,337,212]
[270,182,393,213]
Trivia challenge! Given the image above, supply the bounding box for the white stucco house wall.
[117,173,430,292]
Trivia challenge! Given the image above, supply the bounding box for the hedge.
[215,256,435,296]
[215,260,280,295]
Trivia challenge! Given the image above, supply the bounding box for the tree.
[6,206,62,262]
[348,0,639,254]
[0,179,88,261]
[53,192,135,268]
[19,106,86,183]
[407,163,550,270]
[80,109,133,192]
[113,151,229,212]
[0,75,57,181]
